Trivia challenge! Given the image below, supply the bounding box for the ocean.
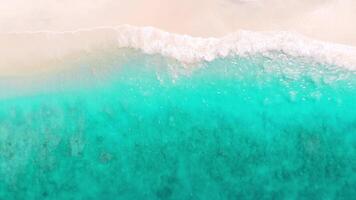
[0,26,355,199]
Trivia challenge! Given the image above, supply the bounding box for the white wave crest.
[114,25,356,68]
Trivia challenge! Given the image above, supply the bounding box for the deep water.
[0,51,355,199]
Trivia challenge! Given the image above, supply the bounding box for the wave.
[2,25,356,70]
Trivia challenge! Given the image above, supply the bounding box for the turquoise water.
[0,51,355,199]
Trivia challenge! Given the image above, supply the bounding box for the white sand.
[1,0,356,44]
[1,0,356,75]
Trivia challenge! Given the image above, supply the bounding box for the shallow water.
[0,51,355,199]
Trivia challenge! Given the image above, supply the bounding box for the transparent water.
[0,51,355,199]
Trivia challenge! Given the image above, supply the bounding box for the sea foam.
[115,25,356,69]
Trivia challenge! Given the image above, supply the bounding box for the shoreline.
[1,0,356,75]
[1,25,356,77]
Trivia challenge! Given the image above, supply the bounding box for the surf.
[1,25,356,77]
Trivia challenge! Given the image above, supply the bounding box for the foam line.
[2,25,356,70]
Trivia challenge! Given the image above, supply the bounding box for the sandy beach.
[1,0,356,44]
[1,0,356,75]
